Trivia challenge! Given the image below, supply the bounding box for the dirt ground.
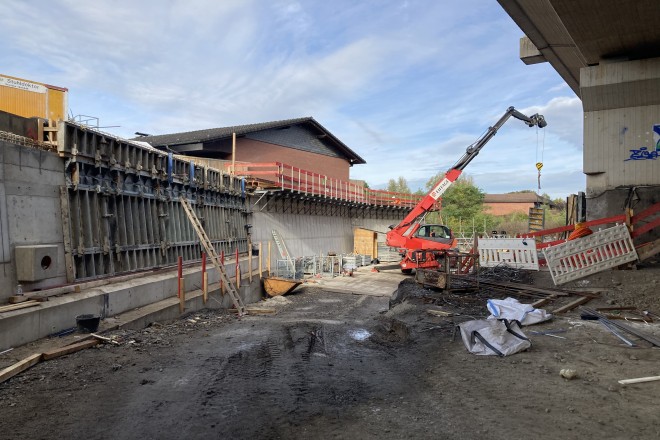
[1,261,659,440]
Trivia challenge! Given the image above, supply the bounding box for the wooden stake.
[203,273,208,304]
[177,255,185,313]
[201,252,207,305]
[179,277,185,313]
[220,250,225,295]
[235,248,240,289]
[258,242,263,279]
[177,256,183,298]
[268,241,272,275]
[248,243,253,283]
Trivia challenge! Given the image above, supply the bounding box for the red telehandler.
[385,106,548,273]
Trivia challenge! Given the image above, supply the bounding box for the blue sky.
[0,0,584,198]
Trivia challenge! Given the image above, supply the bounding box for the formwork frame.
[57,122,251,281]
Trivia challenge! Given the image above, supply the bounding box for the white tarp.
[460,319,531,357]
[486,297,552,326]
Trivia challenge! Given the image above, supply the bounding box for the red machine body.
[385,107,548,273]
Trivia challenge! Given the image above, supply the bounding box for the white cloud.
[1,0,586,199]
[521,96,583,150]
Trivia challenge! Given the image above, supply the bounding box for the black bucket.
[76,314,100,333]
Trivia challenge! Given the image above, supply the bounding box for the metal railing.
[227,162,426,209]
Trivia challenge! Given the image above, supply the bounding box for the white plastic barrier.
[478,238,539,270]
[543,224,638,285]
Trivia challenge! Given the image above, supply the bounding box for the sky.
[0,0,585,199]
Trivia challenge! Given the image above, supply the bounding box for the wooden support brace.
[179,278,185,313]
[203,273,208,304]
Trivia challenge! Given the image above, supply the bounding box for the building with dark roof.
[134,117,365,182]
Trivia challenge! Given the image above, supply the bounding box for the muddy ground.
[1,262,659,440]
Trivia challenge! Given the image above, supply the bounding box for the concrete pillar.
[580,57,660,227]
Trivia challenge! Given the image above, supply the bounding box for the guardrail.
[519,202,660,249]
[227,162,426,209]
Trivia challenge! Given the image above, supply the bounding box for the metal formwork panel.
[543,224,638,285]
[478,238,539,270]
[59,122,250,281]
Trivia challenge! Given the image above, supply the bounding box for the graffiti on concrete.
[624,124,660,161]
[625,147,658,161]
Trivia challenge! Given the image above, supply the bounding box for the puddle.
[349,329,371,341]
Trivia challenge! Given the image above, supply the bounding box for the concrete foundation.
[0,256,263,350]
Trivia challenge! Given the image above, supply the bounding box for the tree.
[423,173,485,225]
[387,176,411,194]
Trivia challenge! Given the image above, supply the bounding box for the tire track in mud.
[192,319,397,437]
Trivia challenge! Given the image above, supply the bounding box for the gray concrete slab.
[309,267,406,297]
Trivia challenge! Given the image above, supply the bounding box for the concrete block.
[15,245,60,281]
[101,276,178,317]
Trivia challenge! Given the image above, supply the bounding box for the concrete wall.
[249,195,403,263]
[581,57,660,220]
[252,210,354,259]
[0,141,67,301]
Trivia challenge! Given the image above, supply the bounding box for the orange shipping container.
[0,74,68,121]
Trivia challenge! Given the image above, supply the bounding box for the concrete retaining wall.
[0,141,67,301]
[0,256,263,350]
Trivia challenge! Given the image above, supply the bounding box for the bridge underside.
[499,0,660,229]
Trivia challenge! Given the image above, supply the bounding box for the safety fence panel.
[543,224,638,285]
[478,238,539,270]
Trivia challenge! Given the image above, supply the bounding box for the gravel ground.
[0,262,659,440]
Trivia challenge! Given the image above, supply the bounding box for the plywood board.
[354,228,377,257]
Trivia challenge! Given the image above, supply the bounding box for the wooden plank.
[42,339,100,361]
[354,228,377,258]
[0,301,40,313]
[532,295,557,308]
[552,296,593,314]
[636,238,660,262]
[8,295,31,304]
[478,280,570,296]
[229,307,276,315]
[0,353,43,384]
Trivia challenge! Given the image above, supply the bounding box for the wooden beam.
[0,301,40,313]
[42,339,100,361]
[532,295,556,308]
[552,296,593,314]
[636,238,660,262]
[0,353,43,383]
